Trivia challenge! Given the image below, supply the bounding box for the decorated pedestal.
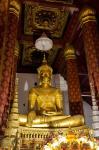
[17,125,91,150]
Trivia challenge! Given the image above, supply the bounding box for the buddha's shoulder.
[50,87,62,94]
[50,87,60,91]
[29,87,61,94]
[29,87,38,93]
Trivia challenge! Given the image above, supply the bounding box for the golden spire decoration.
[42,53,47,64]
[1,77,19,149]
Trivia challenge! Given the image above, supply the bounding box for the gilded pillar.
[10,41,20,101]
[1,77,19,149]
[2,41,20,127]
[90,81,99,138]
[79,7,99,95]
[0,0,20,125]
[64,44,83,115]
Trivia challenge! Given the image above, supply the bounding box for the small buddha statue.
[19,55,84,128]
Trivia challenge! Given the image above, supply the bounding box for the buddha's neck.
[40,83,51,88]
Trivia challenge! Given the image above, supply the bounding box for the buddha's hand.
[27,111,36,125]
[42,111,63,116]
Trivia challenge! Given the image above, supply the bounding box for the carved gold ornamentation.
[79,7,96,26]
[64,44,76,60]
[18,126,90,149]
[9,0,21,17]
[45,0,73,4]
[22,43,36,65]
[24,4,69,38]
[1,77,19,149]
[14,40,19,57]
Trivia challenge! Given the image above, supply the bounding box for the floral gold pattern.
[24,4,69,38]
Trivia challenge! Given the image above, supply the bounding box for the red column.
[64,44,83,115]
[2,41,20,127]
[54,12,79,74]
[11,41,20,101]
[79,7,99,96]
[0,1,8,79]
[0,0,20,126]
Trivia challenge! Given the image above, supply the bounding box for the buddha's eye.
[40,72,43,76]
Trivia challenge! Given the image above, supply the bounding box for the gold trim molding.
[79,7,96,26]
[14,41,19,57]
[9,0,21,17]
[64,44,76,60]
[24,3,69,38]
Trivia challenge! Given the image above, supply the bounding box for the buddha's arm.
[19,89,37,126]
[27,89,37,124]
[55,89,64,114]
[28,88,37,110]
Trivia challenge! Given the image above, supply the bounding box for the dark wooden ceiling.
[17,0,99,105]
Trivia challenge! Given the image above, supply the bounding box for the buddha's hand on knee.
[27,111,36,124]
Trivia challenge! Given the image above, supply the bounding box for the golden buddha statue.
[19,55,84,128]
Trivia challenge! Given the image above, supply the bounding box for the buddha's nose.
[44,73,48,77]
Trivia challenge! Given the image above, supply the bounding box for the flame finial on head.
[42,53,47,64]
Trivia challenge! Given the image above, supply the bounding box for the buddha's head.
[37,54,53,87]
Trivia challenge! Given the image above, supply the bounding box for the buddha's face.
[39,70,51,85]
